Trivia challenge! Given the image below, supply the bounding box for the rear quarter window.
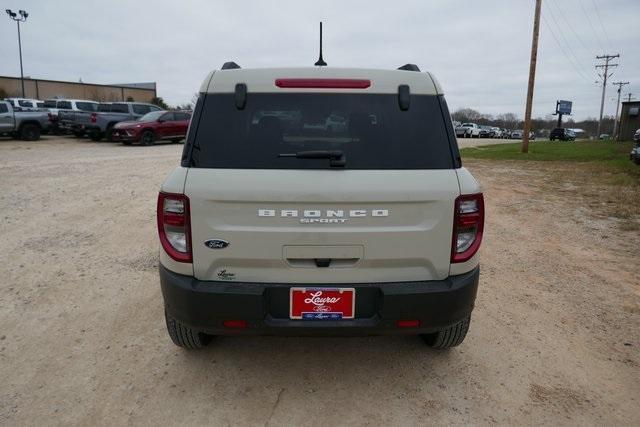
[76,102,97,112]
[184,93,456,170]
[111,104,129,114]
[133,104,151,115]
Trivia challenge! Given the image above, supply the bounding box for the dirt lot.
[1,136,638,426]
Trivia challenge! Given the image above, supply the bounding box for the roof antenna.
[314,22,327,66]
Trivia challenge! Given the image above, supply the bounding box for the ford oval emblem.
[204,239,229,249]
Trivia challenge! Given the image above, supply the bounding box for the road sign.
[556,100,572,115]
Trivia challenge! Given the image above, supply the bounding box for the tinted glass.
[98,103,112,112]
[44,100,57,108]
[161,112,175,121]
[175,112,191,121]
[149,105,161,112]
[0,103,8,113]
[57,101,72,109]
[18,100,33,107]
[37,102,45,108]
[133,104,151,115]
[186,93,454,169]
[111,104,129,113]
[76,102,97,112]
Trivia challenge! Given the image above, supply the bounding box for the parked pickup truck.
[76,102,162,141]
[0,100,51,140]
[45,99,98,135]
[57,102,101,137]
[455,123,481,138]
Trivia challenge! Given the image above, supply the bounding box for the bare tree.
[496,113,519,129]
[451,108,483,123]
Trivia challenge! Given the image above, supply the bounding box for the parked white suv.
[158,63,484,349]
[4,98,45,110]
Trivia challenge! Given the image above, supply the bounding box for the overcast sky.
[1,0,638,120]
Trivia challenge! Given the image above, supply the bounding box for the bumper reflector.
[397,320,421,328]
[223,320,248,329]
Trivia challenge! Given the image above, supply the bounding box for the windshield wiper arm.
[278,150,346,167]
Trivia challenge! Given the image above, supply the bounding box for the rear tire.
[141,130,156,146]
[20,123,41,141]
[165,311,212,349]
[422,315,471,349]
[90,131,103,142]
[73,130,85,138]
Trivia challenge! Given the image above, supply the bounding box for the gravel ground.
[456,137,515,148]
[0,136,638,426]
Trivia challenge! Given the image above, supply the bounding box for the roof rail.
[221,61,241,70]
[397,64,420,72]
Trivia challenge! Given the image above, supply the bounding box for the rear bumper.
[160,265,480,336]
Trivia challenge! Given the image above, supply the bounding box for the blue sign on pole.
[557,100,572,115]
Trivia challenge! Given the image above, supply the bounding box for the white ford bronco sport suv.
[158,62,484,349]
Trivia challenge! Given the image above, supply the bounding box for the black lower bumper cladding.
[160,265,479,336]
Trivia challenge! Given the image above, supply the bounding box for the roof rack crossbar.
[397,64,420,72]
[221,61,241,70]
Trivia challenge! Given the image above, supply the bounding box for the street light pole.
[5,9,29,98]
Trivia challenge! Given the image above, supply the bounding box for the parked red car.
[112,110,192,145]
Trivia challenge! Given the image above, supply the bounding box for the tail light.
[451,193,484,263]
[157,192,192,263]
[90,112,97,123]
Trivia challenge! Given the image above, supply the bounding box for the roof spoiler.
[397,64,420,72]
[221,61,241,70]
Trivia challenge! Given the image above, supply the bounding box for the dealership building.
[0,75,157,103]
[618,100,640,141]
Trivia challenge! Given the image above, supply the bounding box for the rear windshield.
[185,93,455,169]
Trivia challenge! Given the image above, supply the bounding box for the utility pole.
[612,81,629,140]
[595,54,619,138]
[522,0,542,154]
[5,9,29,97]
[626,93,633,102]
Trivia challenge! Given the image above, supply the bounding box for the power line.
[543,2,594,81]
[579,0,606,52]
[541,13,593,84]
[548,0,592,54]
[590,0,614,49]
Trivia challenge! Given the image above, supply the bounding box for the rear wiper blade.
[278,150,346,167]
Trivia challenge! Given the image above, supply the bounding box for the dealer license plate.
[289,287,355,320]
